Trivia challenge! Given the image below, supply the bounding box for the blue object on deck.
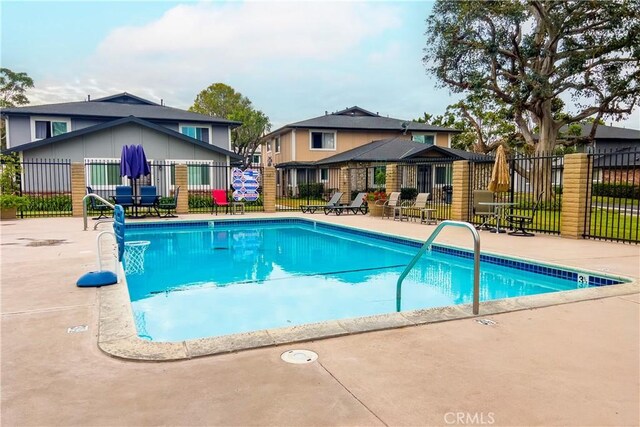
[76,271,118,287]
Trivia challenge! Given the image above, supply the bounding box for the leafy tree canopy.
[189,83,271,166]
[0,68,33,108]
[424,0,640,154]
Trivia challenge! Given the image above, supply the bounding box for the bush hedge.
[298,183,324,198]
[20,194,72,212]
[400,187,418,201]
[592,183,640,200]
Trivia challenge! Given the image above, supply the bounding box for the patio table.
[478,202,516,233]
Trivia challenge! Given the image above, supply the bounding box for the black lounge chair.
[86,186,112,220]
[158,186,180,217]
[324,193,368,215]
[506,192,544,237]
[300,192,343,213]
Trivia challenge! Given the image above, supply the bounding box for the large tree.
[189,83,270,167]
[425,0,640,196]
[1,68,34,150]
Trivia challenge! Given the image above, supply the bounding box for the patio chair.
[139,186,160,217]
[473,190,495,230]
[323,193,368,215]
[377,192,401,220]
[158,186,180,218]
[300,191,343,214]
[211,189,230,215]
[86,186,112,220]
[113,186,134,211]
[399,193,430,221]
[507,192,544,237]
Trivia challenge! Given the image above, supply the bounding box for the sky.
[2,0,638,131]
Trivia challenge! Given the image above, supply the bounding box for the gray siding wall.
[6,116,31,148]
[212,126,231,151]
[21,123,228,163]
[71,118,106,130]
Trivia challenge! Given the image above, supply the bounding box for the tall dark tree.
[424,1,640,195]
[190,83,270,167]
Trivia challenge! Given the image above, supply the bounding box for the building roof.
[265,106,461,138]
[314,138,487,165]
[2,116,243,159]
[559,123,640,141]
[0,92,241,127]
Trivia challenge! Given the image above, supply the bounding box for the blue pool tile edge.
[124,217,629,287]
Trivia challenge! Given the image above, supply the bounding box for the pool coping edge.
[97,275,639,362]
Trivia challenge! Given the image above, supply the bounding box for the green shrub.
[189,194,213,209]
[0,195,26,209]
[592,183,640,200]
[298,183,324,198]
[20,194,72,212]
[400,187,418,201]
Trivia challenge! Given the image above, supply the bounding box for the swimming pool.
[123,218,626,343]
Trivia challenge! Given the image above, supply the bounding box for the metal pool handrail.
[396,220,481,315]
[83,194,115,231]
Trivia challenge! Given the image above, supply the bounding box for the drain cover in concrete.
[476,318,497,326]
[281,349,318,364]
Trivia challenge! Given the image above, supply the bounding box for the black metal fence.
[274,160,455,219]
[275,166,343,211]
[469,151,563,235]
[1,158,73,218]
[585,148,640,244]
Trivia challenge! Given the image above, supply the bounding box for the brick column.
[385,163,400,193]
[174,164,189,214]
[339,167,351,203]
[263,166,276,213]
[561,153,590,239]
[71,162,86,217]
[451,160,471,221]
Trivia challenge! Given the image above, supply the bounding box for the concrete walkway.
[1,215,639,426]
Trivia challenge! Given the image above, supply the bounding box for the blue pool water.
[124,219,624,342]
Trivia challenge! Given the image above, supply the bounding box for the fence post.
[71,162,86,217]
[561,153,590,239]
[263,166,276,213]
[385,163,400,193]
[174,164,189,214]
[339,167,351,203]
[451,160,471,221]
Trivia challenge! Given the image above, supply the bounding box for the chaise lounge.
[323,193,368,215]
[300,192,343,213]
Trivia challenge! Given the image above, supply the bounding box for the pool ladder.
[396,220,481,314]
[82,193,115,231]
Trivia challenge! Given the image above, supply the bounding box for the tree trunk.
[531,116,557,203]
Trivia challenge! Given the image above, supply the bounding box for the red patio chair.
[211,189,230,215]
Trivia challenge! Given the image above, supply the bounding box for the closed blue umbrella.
[135,144,151,178]
[120,145,132,178]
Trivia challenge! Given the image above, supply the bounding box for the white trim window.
[319,168,329,182]
[309,130,336,151]
[167,159,222,189]
[412,132,435,145]
[31,116,71,141]
[85,158,124,190]
[274,136,281,153]
[179,124,212,144]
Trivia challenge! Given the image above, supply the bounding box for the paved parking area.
[1,214,638,426]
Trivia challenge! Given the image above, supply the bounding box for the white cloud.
[26,1,403,110]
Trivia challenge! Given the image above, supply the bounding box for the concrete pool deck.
[1,213,639,426]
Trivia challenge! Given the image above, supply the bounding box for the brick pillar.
[174,164,189,214]
[71,162,86,217]
[263,166,276,213]
[385,163,400,193]
[339,167,351,203]
[561,153,590,239]
[451,160,471,221]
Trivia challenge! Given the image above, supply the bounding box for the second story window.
[310,131,336,150]
[274,137,281,153]
[180,125,210,143]
[412,133,435,145]
[34,119,69,139]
